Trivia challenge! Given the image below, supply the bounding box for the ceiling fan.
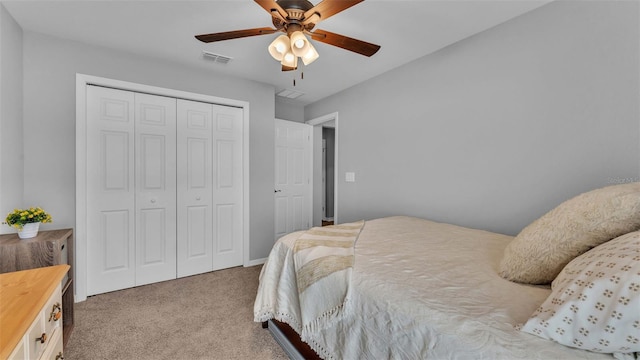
[195,0,381,71]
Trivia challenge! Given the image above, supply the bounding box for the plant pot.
[18,222,41,239]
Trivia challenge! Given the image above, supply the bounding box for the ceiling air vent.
[202,50,233,65]
[276,89,305,99]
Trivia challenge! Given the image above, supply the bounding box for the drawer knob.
[49,302,62,322]
[36,332,47,344]
[55,352,64,360]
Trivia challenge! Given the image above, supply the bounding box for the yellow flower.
[4,206,52,229]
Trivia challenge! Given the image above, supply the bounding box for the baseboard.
[246,257,267,267]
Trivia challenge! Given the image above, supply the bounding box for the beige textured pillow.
[520,230,640,355]
[499,182,640,284]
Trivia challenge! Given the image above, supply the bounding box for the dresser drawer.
[8,283,63,360]
[39,327,63,360]
[25,305,46,359]
[43,289,63,341]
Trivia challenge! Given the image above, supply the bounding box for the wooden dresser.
[0,229,74,348]
[0,265,70,359]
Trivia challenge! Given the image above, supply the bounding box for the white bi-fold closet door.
[86,86,243,296]
[176,99,244,278]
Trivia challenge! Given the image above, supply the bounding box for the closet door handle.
[274,189,282,193]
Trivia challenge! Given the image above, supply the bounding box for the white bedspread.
[254,216,612,359]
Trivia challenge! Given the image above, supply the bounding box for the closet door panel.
[134,93,177,286]
[87,86,136,296]
[211,105,244,271]
[139,208,167,263]
[102,210,131,270]
[177,99,213,278]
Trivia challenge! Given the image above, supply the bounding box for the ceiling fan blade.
[254,0,288,21]
[302,0,363,25]
[195,27,277,43]
[309,29,380,57]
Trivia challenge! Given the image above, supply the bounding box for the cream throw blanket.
[253,220,365,342]
[293,221,365,337]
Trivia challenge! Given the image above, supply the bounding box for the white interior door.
[177,99,213,277]
[177,101,244,275]
[274,119,312,241]
[87,86,136,295]
[134,93,177,286]
[87,87,178,295]
[211,105,244,270]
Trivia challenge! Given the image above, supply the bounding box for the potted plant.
[3,207,53,239]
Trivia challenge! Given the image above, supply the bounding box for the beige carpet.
[65,265,288,360]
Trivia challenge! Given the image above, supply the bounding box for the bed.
[254,183,640,360]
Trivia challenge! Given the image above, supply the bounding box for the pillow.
[520,230,640,356]
[500,181,640,284]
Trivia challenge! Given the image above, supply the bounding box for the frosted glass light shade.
[289,31,311,58]
[301,41,319,65]
[268,35,291,61]
[281,50,298,69]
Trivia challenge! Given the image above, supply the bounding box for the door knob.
[274,189,282,193]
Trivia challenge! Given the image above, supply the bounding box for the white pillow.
[520,230,640,356]
[500,181,640,284]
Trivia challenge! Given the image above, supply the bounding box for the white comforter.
[254,216,612,359]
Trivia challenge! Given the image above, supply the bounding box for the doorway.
[307,112,338,227]
[322,126,335,226]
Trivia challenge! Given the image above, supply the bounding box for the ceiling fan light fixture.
[281,50,298,69]
[289,31,311,57]
[301,42,319,65]
[195,0,381,73]
[268,34,290,61]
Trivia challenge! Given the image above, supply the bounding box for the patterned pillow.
[500,181,640,284]
[520,231,640,355]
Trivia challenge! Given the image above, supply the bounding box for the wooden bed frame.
[262,320,322,360]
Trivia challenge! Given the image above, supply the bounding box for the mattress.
[255,216,612,359]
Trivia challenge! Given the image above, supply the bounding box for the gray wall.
[275,97,305,122]
[0,4,23,234]
[305,0,640,235]
[21,31,276,260]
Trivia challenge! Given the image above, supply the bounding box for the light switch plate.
[345,172,355,182]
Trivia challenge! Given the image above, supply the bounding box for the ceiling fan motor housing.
[277,0,314,13]
[272,0,316,32]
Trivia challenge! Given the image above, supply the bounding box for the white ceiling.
[2,0,552,105]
